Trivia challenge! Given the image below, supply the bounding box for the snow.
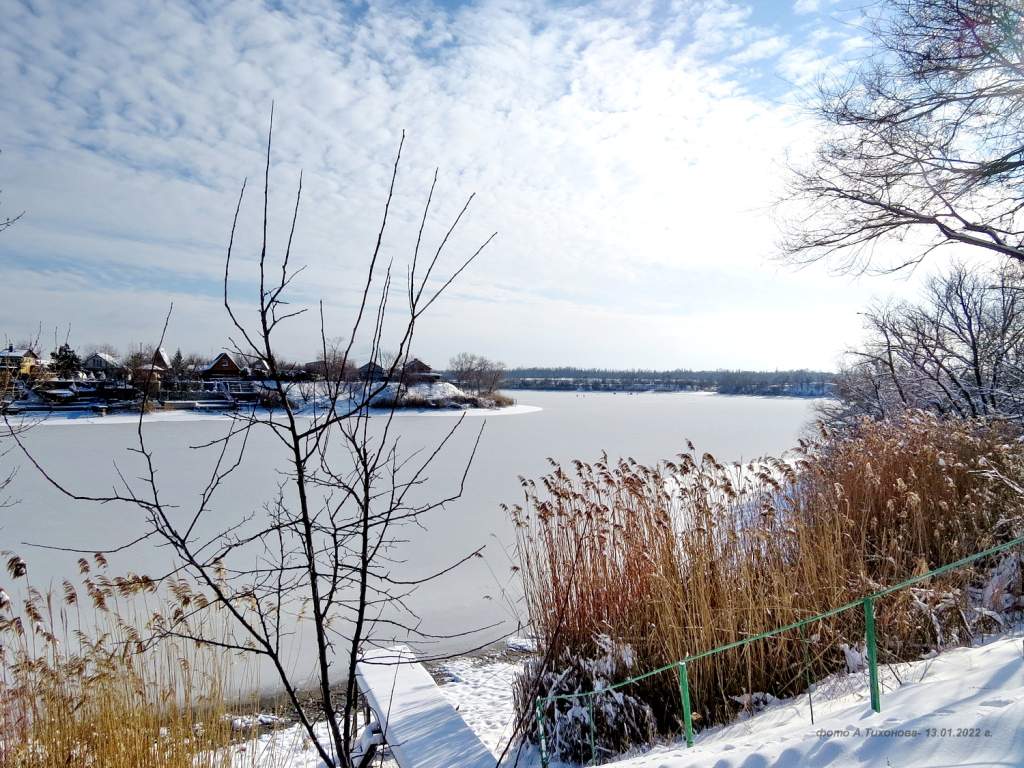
[230,713,286,732]
[355,645,495,768]
[435,657,522,754]
[8,401,541,427]
[506,636,538,653]
[607,634,1024,768]
[225,653,522,768]
[230,633,1024,768]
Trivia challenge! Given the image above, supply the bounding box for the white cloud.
[0,0,905,368]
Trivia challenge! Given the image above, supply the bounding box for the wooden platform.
[355,645,496,768]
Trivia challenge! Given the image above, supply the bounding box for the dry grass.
[488,391,516,408]
[511,412,1024,761]
[0,554,270,768]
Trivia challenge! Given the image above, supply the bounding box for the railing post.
[863,597,881,713]
[800,622,814,724]
[677,661,694,747]
[588,693,597,766]
[535,697,549,768]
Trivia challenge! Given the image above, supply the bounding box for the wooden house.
[402,358,440,384]
[201,352,242,380]
[153,347,173,371]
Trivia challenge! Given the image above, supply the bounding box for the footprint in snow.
[979,698,1012,708]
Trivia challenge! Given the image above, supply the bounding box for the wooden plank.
[355,645,495,768]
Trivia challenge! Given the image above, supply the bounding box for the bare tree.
[9,116,497,767]
[827,260,1024,423]
[448,352,505,394]
[312,337,358,381]
[123,343,156,372]
[448,351,477,391]
[782,0,1024,273]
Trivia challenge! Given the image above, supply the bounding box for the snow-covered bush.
[522,636,658,764]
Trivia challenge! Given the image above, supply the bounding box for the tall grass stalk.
[512,413,1024,761]
[0,554,271,767]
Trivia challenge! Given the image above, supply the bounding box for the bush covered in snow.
[521,636,659,764]
[368,381,508,409]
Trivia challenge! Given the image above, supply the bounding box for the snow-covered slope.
[609,635,1024,768]
[234,634,1024,767]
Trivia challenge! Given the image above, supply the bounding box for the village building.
[402,358,440,384]
[0,346,39,377]
[201,352,242,380]
[131,364,165,392]
[247,358,270,378]
[153,347,173,371]
[83,352,126,379]
[129,347,174,390]
[303,359,327,377]
[357,361,387,382]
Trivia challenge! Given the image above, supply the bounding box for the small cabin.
[357,362,387,382]
[402,358,440,384]
[153,347,173,371]
[131,363,164,392]
[201,352,243,380]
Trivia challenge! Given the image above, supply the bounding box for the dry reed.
[511,412,1024,762]
[0,553,273,768]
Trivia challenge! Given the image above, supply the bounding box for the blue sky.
[0,0,922,369]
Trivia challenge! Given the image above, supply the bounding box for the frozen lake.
[1,390,817,688]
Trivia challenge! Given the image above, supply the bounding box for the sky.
[0,0,930,370]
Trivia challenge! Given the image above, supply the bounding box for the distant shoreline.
[502,386,834,399]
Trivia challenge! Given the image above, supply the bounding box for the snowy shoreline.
[228,629,1024,767]
[8,401,542,428]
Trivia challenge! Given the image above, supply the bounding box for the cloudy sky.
[0,0,924,370]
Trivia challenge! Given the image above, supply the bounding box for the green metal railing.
[535,533,1024,767]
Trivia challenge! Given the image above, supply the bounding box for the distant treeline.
[496,367,836,397]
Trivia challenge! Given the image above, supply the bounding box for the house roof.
[0,347,36,359]
[358,361,386,372]
[86,352,121,366]
[202,352,240,372]
[153,347,173,370]
[404,358,432,372]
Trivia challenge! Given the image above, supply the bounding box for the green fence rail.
[535,532,1024,767]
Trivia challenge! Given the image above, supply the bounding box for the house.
[0,346,39,377]
[153,347,173,371]
[304,360,327,377]
[131,363,165,391]
[402,358,440,384]
[83,352,125,379]
[357,362,387,382]
[201,352,242,380]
